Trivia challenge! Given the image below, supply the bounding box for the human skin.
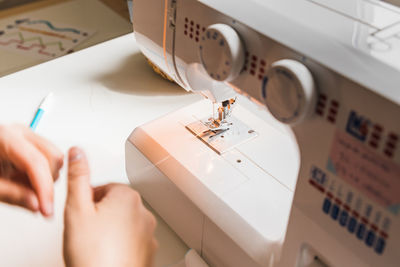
[0,124,63,216]
[63,147,158,267]
[0,125,157,266]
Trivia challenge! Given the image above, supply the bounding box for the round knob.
[262,59,316,125]
[199,24,244,82]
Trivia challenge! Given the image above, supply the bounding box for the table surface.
[0,33,202,267]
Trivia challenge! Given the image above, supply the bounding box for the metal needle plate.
[186,116,258,155]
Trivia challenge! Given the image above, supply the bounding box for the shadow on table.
[94,52,188,96]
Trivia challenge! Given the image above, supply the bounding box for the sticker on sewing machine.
[327,131,400,215]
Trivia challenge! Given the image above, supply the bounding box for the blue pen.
[30,92,53,131]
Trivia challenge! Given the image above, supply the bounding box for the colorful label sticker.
[327,131,400,215]
[346,110,370,142]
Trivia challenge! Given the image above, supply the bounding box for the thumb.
[66,147,93,211]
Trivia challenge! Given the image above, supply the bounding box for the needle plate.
[186,116,258,155]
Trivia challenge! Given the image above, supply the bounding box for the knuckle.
[0,187,25,207]
[33,154,46,166]
[0,129,12,153]
[150,216,157,230]
[20,193,32,206]
[27,154,49,172]
[68,169,88,181]
[53,146,64,160]
[113,185,141,203]
[53,170,60,180]
[64,200,86,217]
[110,184,129,195]
[146,211,157,230]
[129,189,141,202]
[152,239,159,251]
[56,154,64,165]
[68,163,88,177]
[0,194,13,205]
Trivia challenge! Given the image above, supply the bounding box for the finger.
[93,183,120,203]
[98,184,141,204]
[6,140,54,217]
[66,147,93,212]
[152,239,159,252]
[9,171,32,187]
[24,130,64,181]
[0,178,39,212]
[145,208,157,232]
[93,184,110,202]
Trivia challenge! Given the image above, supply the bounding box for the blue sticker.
[310,166,328,186]
[326,158,337,175]
[346,110,370,142]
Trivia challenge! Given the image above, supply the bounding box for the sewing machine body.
[126,98,299,266]
[127,0,400,266]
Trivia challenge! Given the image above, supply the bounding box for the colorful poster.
[0,17,95,59]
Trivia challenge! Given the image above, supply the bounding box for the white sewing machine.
[125,0,400,266]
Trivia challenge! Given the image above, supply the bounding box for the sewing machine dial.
[199,24,245,82]
[263,59,316,125]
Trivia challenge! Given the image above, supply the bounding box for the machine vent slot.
[327,99,339,123]
[315,93,327,116]
[384,132,398,158]
[243,51,266,80]
[184,17,205,42]
[315,94,340,125]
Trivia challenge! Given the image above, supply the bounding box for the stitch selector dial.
[263,59,316,125]
[199,24,245,82]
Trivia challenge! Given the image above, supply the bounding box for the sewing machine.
[125,0,400,266]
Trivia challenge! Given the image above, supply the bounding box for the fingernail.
[43,202,53,217]
[69,147,82,163]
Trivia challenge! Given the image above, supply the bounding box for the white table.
[0,33,201,267]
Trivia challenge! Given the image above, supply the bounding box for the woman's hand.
[63,147,157,267]
[0,125,63,216]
